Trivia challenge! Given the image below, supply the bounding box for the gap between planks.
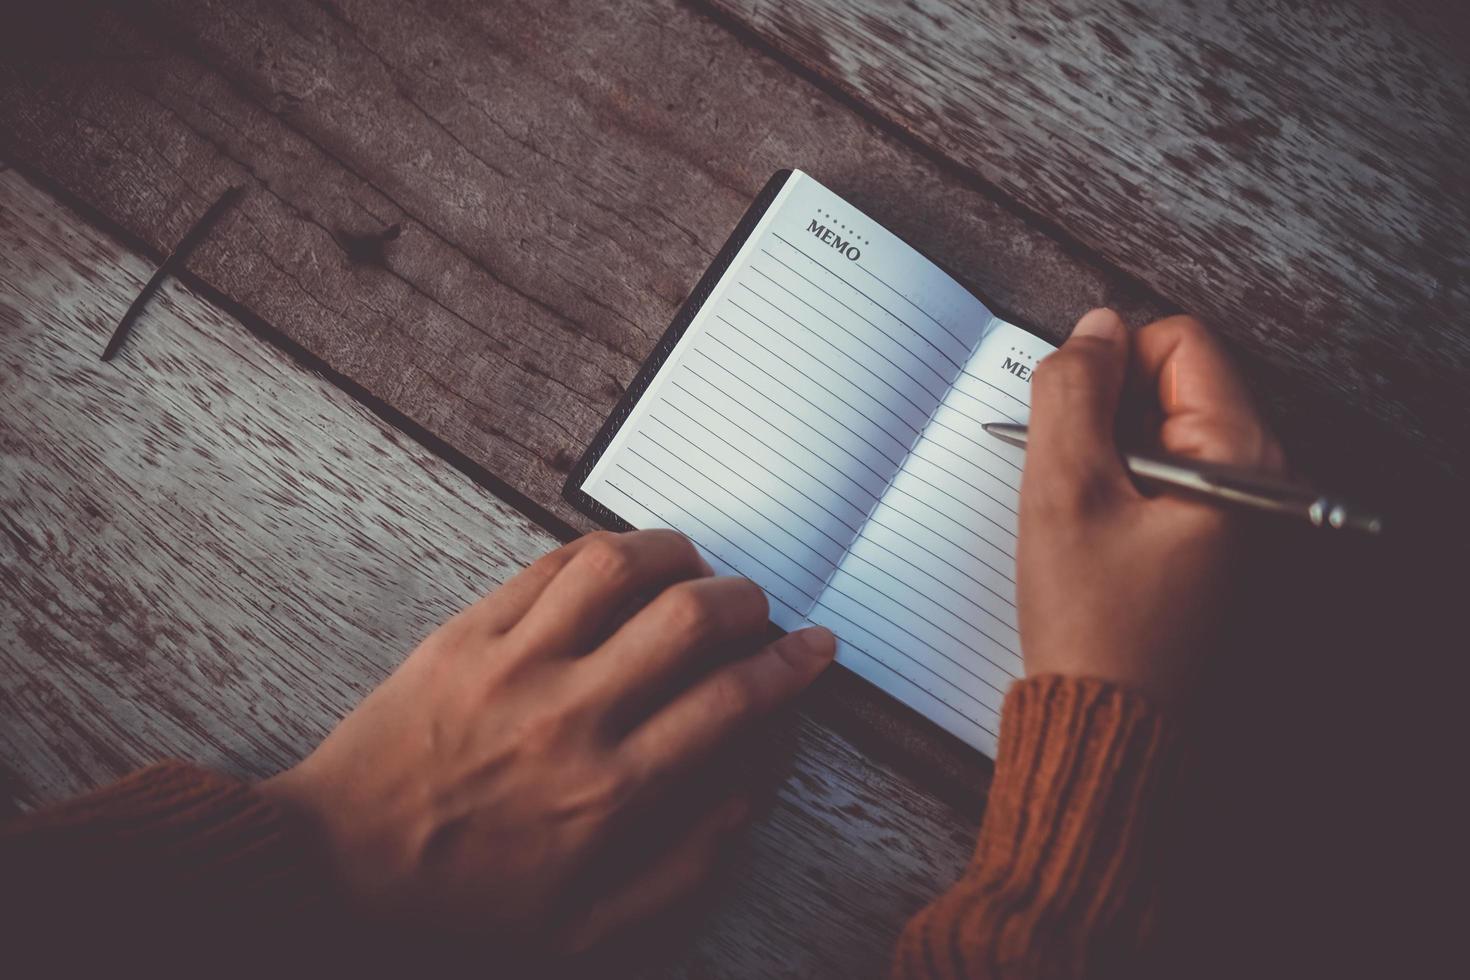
[0,167,976,980]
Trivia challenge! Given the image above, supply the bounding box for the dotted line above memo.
[817,209,869,246]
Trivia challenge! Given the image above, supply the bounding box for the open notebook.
[565,170,1056,755]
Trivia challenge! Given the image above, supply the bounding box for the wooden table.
[3,2,1465,976]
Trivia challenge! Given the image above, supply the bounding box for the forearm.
[0,762,335,971]
[893,675,1180,980]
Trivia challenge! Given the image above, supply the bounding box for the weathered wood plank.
[1,179,557,803]
[3,0,1450,520]
[0,0,1189,538]
[702,0,1470,476]
[0,0,1233,780]
[0,168,976,978]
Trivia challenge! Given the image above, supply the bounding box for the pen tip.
[981,422,997,434]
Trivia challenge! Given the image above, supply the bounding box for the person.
[0,309,1281,977]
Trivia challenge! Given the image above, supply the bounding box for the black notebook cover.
[562,169,793,527]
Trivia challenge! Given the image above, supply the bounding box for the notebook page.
[580,170,987,633]
[812,319,1056,754]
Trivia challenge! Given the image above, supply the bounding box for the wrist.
[258,758,447,920]
[257,762,356,899]
[984,673,1181,909]
[1021,611,1210,705]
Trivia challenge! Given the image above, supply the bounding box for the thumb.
[1024,308,1132,494]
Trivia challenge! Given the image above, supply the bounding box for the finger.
[509,529,713,658]
[1024,308,1134,493]
[458,535,596,635]
[576,576,770,725]
[1132,316,1284,470]
[559,796,748,954]
[620,626,835,782]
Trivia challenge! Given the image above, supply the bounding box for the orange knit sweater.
[0,675,1176,976]
[893,676,1177,979]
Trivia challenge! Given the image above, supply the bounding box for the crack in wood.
[125,0,648,366]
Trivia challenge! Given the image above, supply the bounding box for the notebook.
[564,169,1057,756]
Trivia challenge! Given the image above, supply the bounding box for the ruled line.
[880,484,1017,569]
[615,458,1015,692]
[618,447,1017,687]
[926,413,1024,476]
[673,374,875,516]
[812,584,1006,697]
[704,330,909,465]
[638,422,1020,642]
[905,448,1019,520]
[852,259,968,350]
[742,275,1023,479]
[601,473,1004,733]
[624,445,832,586]
[650,410,1016,612]
[855,513,1016,608]
[691,342,1019,550]
[770,232,968,371]
[829,637,999,734]
[723,303,1022,511]
[648,415,856,553]
[958,369,1030,408]
[690,351,894,487]
[946,384,1025,426]
[671,366,1018,586]
[603,475,1004,727]
[737,279,936,421]
[579,187,1077,746]
[637,437,846,567]
[746,267,948,404]
[599,480,814,616]
[909,424,1021,492]
[722,303,918,438]
[759,249,957,385]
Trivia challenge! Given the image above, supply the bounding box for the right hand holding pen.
[1016,309,1284,703]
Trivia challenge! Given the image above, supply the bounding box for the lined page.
[580,169,1057,756]
[812,320,1055,753]
[581,171,988,633]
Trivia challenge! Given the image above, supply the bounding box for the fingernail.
[1072,307,1125,340]
[791,625,836,664]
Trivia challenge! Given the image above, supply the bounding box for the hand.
[1017,309,1283,703]
[260,530,834,953]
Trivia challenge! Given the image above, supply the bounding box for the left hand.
[260,529,835,955]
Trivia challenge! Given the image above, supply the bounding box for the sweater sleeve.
[893,675,1180,980]
[0,761,337,972]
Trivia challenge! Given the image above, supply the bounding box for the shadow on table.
[1160,490,1466,978]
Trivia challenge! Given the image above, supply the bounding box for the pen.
[981,422,1384,536]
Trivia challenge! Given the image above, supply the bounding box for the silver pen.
[982,423,1384,536]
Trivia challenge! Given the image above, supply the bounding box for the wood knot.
[334,223,402,268]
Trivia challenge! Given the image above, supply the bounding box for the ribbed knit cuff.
[1,761,336,969]
[895,675,1180,980]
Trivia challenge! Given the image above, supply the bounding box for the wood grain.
[0,0,1231,786]
[702,0,1470,477]
[2,0,1452,522]
[0,0,1204,537]
[0,168,977,978]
